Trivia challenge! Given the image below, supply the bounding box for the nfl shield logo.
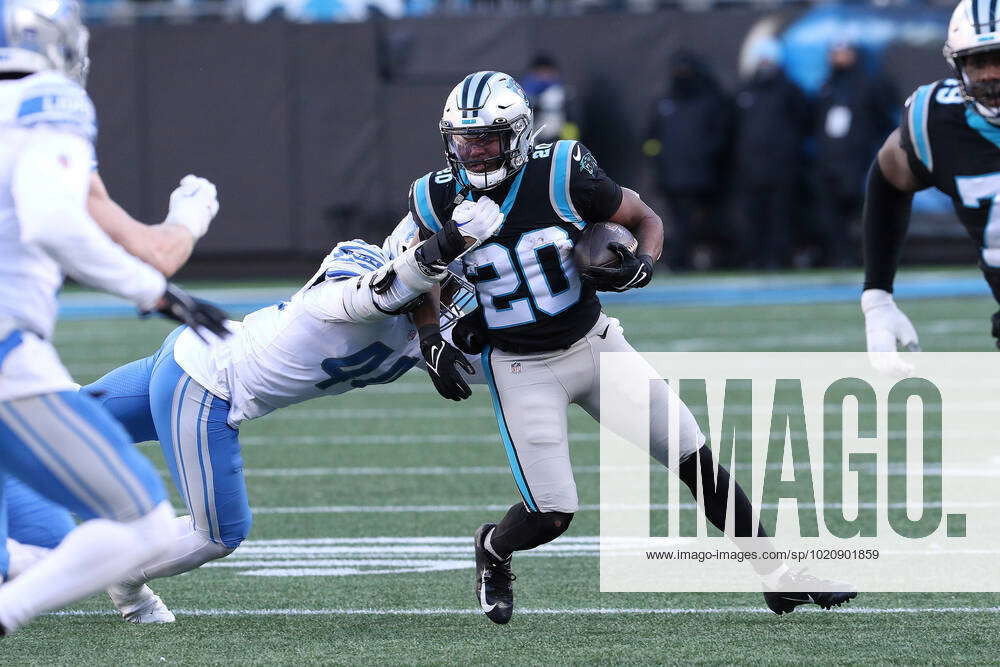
[510,362,522,374]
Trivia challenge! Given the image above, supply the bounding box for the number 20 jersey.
[900,78,1000,268]
[409,140,623,353]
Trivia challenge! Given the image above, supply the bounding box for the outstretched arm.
[860,129,928,373]
[862,129,925,293]
[88,172,218,277]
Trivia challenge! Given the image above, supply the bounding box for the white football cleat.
[108,583,176,624]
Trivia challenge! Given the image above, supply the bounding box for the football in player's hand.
[573,222,638,271]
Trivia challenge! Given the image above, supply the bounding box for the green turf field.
[3,270,999,665]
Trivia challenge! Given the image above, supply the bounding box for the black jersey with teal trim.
[407,140,623,353]
[900,78,1000,267]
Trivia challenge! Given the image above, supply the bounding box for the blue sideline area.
[55,272,990,321]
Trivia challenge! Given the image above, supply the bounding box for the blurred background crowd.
[80,0,966,277]
[644,40,897,270]
[81,0,957,25]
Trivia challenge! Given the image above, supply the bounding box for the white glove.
[452,197,504,248]
[861,288,921,377]
[164,175,219,241]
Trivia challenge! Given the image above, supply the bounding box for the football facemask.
[438,270,477,332]
[440,71,534,192]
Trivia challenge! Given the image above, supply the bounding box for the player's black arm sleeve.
[568,144,624,222]
[862,159,913,293]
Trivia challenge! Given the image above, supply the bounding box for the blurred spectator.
[521,53,578,143]
[645,51,734,270]
[579,71,638,189]
[733,39,811,270]
[813,42,898,266]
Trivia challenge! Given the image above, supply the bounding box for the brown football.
[573,222,638,271]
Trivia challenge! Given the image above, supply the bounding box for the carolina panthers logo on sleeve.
[16,78,97,142]
[579,152,598,176]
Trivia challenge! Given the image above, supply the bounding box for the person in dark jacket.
[813,42,898,266]
[645,51,734,270]
[733,40,811,269]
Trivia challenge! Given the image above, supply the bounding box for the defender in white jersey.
[0,0,230,635]
[80,211,499,620]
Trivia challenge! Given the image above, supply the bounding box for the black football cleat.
[764,568,858,615]
[474,523,516,625]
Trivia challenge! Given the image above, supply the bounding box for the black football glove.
[992,310,1000,350]
[452,312,488,356]
[420,326,474,401]
[151,283,231,341]
[580,242,655,293]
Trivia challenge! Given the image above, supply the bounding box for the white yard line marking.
[245,500,1000,515]
[50,606,1000,617]
[267,407,495,421]
[237,433,597,447]
[242,465,603,477]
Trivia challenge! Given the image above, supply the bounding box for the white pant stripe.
[170,376,221,543]
[194,383,221,543]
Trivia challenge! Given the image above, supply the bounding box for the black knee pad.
[535,511,574,542]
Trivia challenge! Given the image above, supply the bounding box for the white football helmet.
[0,0,90,84]
[944,0,1000,123]
[440,71,534,192]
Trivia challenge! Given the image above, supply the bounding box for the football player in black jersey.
[863,0,1000,371]
[410,71,856,622]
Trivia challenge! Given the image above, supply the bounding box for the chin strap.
[452,185,472,207]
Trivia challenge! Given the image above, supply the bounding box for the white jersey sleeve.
[12,129,165,310]
[299,239,437,324]
[14,72,97,142]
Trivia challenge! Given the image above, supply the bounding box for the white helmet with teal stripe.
[0,0,90,84]
[440,71,533,192]
[945,0,1000,123]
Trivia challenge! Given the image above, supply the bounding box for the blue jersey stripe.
[550,140,584,228]
[909,84,934,173]
[324,269,363,280]
[414,174,442,232]
[0,330,23,367]
[500,166,526,218]
[480,345,539,512]
[965,106,1000,150]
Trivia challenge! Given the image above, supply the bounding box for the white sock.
[5,539,52,581]
[0,502,174,634]
[110,516,234,607]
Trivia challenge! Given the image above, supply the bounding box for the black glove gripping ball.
[573,222,638,273]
